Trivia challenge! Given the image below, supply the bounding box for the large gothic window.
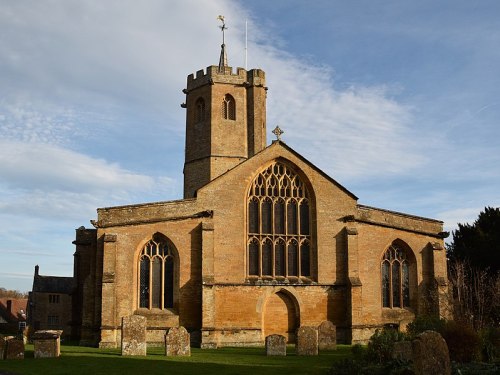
[381,243,410,308]
[247,162,312,279]
[222,94,236,120]
[139,234,176,310]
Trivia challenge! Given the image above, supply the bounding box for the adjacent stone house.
[28,265,74,338]
[55,45,448,348]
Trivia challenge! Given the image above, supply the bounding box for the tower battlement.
[187,65,266,91]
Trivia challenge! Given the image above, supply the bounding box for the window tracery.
[381,244,410,308]
[247,162,312,279]
[139,234,175,309]
[222,94,236,120]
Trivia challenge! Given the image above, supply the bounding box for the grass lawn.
[0,344,351,375]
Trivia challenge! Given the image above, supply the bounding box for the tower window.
[139,234,176,310]
[247,161,313,279]
[222,94,236,120]
[48,294,60,303]
[381,244,411,308]
[195,97,205,123]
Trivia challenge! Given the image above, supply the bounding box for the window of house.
[381,244,410,308]
[222,94,236,120]
[195,97,205,123]
[18,321,26,331]
[49,294,60,303]
[47,315,59,327]
[248,161,312,279]
[139,234,176,310]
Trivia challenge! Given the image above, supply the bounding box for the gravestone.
[165,326,191,356]
[5,338,24,360]
[33,330,63,358]
[0,337,6,360]
[296,326,318,356]
[318,321,336,351]
[121,315,147,356]
[412,331,451,375]
[265,334,286,356]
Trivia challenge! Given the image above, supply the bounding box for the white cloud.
[253,49,422,181]
[0,140,153,193]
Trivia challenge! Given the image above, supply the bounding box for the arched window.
[247,161,312,279]
[381,244,410,308]
[222,94,236,120]
[139,234,176,309]
[195,97,205,123]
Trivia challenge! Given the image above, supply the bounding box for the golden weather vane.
[217,15,227,44]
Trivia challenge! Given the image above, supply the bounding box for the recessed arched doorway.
[262,291,300,343]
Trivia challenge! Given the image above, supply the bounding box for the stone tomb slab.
[165,326,191,356]
[318,321,336,351]
[121,315,147,356]
[33,330,63,358]
[5,338,24,360]
[412,330,451,375]
[266,334,286,356]
[296,326,318,356]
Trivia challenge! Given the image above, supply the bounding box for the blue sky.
[1,0,499,292]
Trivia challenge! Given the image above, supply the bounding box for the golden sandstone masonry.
[62,42,450,349]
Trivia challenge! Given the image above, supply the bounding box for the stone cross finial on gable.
[272,125,284,141]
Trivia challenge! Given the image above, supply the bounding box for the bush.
[480,327,500,362]
[366,328,407,364]
[406,315,446,339]
[441,321,481,363]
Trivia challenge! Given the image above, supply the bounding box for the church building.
[69,41,449,348]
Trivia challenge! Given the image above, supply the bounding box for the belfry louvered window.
[195,97,205,123]
[222,94,236,120]
[381,244,410,308]
[247,162,312,278]
[139,234,175,309]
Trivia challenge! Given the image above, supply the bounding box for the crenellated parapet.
[186,65,266,91]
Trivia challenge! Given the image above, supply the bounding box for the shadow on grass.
[0,345,351,375]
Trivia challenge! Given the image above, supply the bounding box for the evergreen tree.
[447,206,500,274]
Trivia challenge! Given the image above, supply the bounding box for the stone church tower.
[183,45,267,198]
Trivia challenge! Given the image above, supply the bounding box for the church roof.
[0,298,27,322]
[271,140,358,200]
[32,275,74,295]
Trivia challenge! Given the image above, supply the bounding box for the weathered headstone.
[5,338,24,360]
[318,321,337,351]
[165,326,191,356]
[296,326,318,356]
[0,337,6,360]
[121,315,147,356]
[265,334,286,356]
[392,340,413,362]
[33,330,63,358]
[412,331,451,375]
